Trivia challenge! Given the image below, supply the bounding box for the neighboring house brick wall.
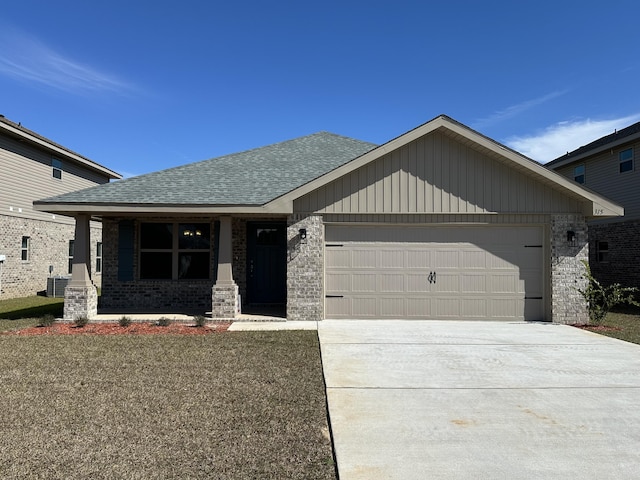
[286,214,324,321]
[550,214,589,324]
[0,214,102,298]
[588,220,640,289]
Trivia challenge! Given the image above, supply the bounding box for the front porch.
[63,214,323,322]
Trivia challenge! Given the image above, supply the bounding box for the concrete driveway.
[318,320,640,479]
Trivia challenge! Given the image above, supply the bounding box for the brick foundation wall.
[550,214,589,324]
[588,220,640,289]
[286,214,324,321]
[0,214,102,298]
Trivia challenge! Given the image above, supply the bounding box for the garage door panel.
[461,250,486,269]
[352,273,376,293]
[379,250,405,268]
[460,298,487,318]
[407,274,429,292]
[353,249,377,268]
[325,225,544,321]
[326,249,351,268]
[461,274,486,293]
[432,273,460,294]
[406,298,431,317]
[432,250,459,268]
[406,250,431,268]
[379,274,405,293]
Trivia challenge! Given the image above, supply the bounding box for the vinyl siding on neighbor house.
[0,132,110,225]
[553,139,640,221]
[295,131,583,215]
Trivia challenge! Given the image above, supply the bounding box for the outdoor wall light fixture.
[299,228,307,240]
[567,230,576,245]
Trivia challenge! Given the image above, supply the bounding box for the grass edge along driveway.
[0,331,336,480]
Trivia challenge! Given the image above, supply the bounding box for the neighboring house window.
[21,236,30,261]
[573,164,585,184]
[597,241,609,263]
[139,222,211,280]
[96,242,103,273]
[68,240,74,274]
[52,158,63,179]
[619,148,633,173]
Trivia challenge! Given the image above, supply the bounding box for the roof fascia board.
[547,131,640,170]
[0,122,122,179]
[33,203,292,215]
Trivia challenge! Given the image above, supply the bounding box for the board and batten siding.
[554,139,640,221]
[0,132,110,224]
[294,131,582,215]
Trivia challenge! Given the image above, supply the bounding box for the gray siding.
[0,132,110,225]
[295,131,581,214]
[554,139,640,220]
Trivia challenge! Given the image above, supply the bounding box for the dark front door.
[247,222,287,304]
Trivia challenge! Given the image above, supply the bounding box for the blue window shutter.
[118,221,134,281]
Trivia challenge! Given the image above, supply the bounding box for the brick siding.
[0,214,102,299]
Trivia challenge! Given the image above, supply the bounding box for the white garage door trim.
[325,224,545,321]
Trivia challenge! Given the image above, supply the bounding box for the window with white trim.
[21,236,30,261]
[139,223,211,280]
[620,148,633,173]
[96,242,103,273]
[68,240,74,274]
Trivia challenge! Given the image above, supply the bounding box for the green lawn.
[0,331,335,480]
[588,306,640,345]
[0,295,63,320]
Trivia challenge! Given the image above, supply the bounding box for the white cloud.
[0,28,132,95]
[505,114,640,163]
[473,90,568,129]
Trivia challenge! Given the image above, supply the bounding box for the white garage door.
[325,225,544,321]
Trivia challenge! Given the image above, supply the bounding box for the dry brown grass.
[0,332,335,479]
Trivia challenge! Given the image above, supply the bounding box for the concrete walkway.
[318,320,640,480]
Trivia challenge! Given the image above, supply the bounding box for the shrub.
[193,315,207,328]
[156,317,172,327]
[119,316,132,327]
[74,316,89,328]
[38,314,56,327]
[577,260,640,325]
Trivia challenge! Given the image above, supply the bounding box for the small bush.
[119,316,132,327]
[38,314,56,327]
[156,317,172,327]
[577,260,640,325]
[74,316,89,328]
[193,315,207,328]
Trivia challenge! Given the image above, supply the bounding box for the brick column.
[286,214,324,321]
[550,214,589,324]
[64,214,98,320]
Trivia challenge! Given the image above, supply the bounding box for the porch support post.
[211,216,238,318]
[64,214,98,320]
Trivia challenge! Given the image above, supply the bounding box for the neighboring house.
[0,115,121,299]
[35,115,622,324]
[546,122,640,288]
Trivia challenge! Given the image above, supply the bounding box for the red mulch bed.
[571,324,622,332]
[2,322,231,336]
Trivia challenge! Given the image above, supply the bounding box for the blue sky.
[1,1,639,178]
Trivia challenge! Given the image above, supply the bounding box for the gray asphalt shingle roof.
[37,132,377,206]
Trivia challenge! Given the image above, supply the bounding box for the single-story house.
[34,115,622,323]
